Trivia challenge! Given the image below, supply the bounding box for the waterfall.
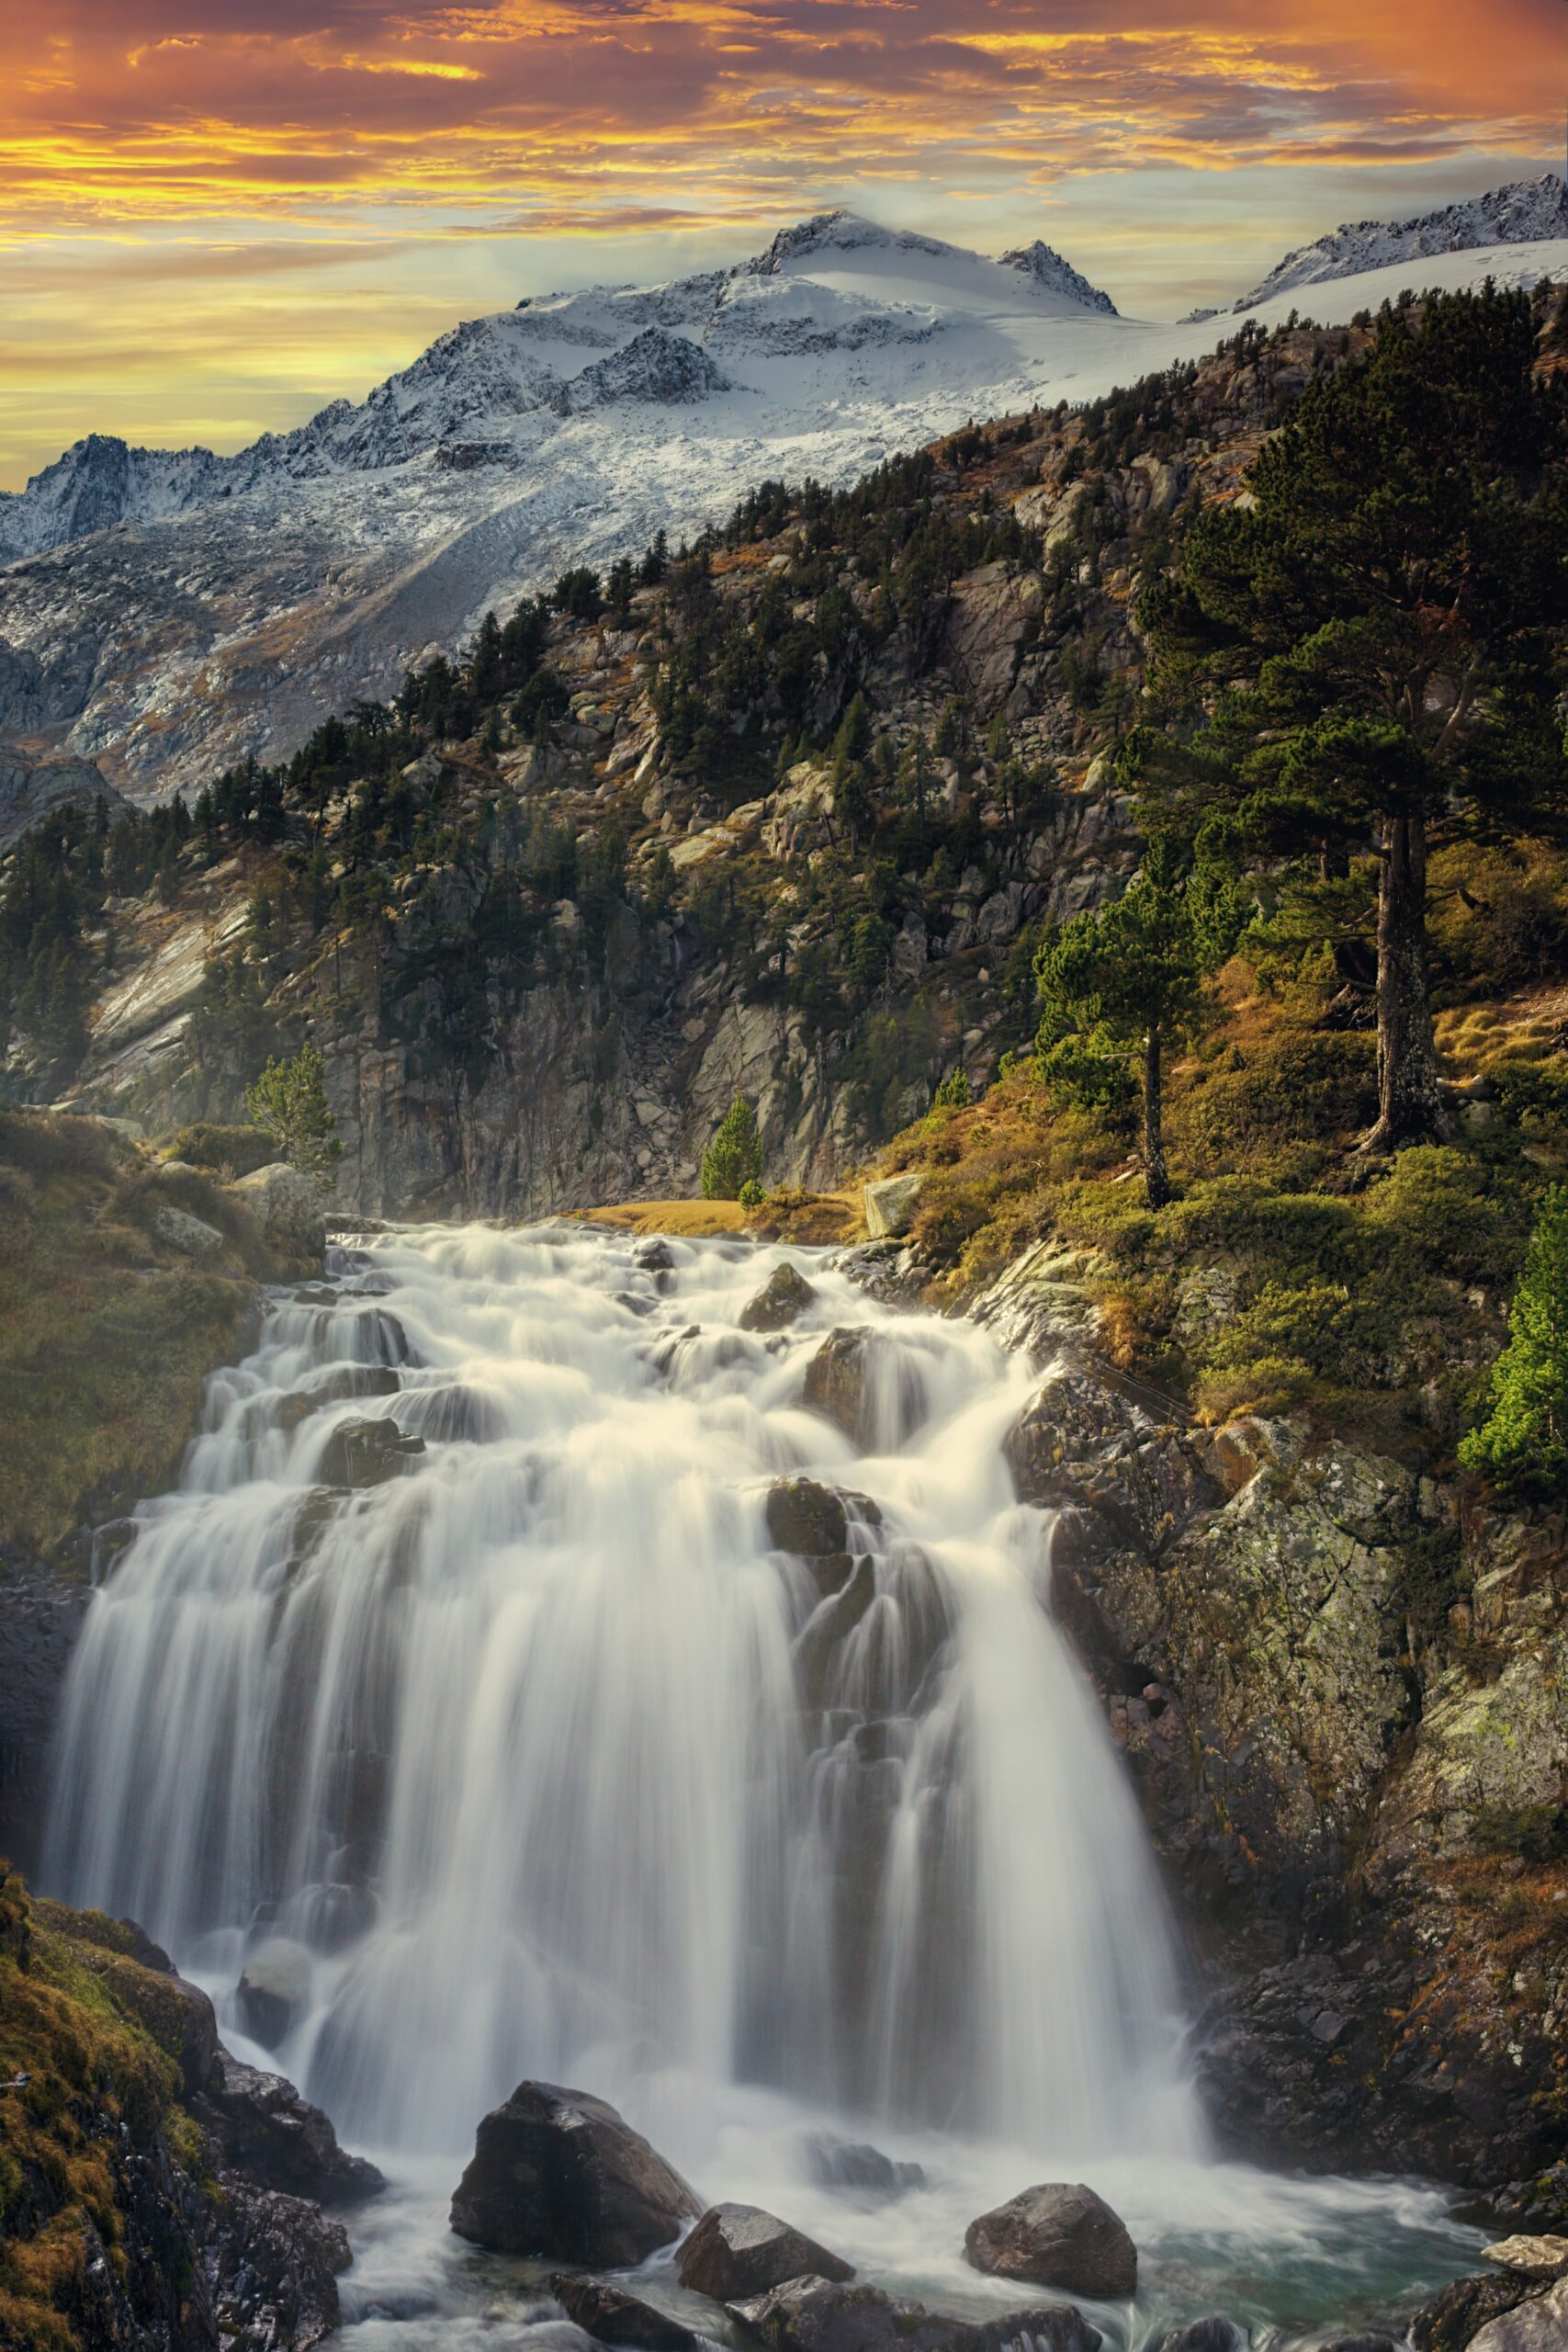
[43,1224,1201,2170]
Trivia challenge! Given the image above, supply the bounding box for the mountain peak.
[997,240,1118,317]
[745,209,950,277]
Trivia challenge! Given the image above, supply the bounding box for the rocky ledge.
[1,1877,381,2352]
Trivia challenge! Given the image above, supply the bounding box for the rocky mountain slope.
[4,205,1566,800]
[6,311,1352,1214]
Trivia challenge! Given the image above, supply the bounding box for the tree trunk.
[1359,810,1452,1152]
[1144,1025,1170,1209]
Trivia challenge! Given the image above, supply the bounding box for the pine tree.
[1130,288,1568,1153]
[1460,1186,1568,1496]
[246,1041,343,1185]
[1034,837,1243,1207]
[700,1093,763,1200]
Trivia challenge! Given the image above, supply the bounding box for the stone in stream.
[739,1262,817,1333]
[1152,2324,1246,2352]
[316,1415,425,1488]
[550,2272,705,2352]
[676,2200,854,2299]
[767,1476,850,1556]
[449,2080,701,2263]
[800,2132,926,2199]
[1412,2271,1535,2352]
[803,1329,880,1450]
[235,1936,313,2049]
[964,2183,1137,2299]
[728,2275,1100,2352]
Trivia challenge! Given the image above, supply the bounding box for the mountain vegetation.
[1,284,1565,1487]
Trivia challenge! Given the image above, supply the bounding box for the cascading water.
[42,1225,1483,2345]
[45,1224,1194,2157]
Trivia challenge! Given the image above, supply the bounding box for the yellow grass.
[570,1198,749,1236]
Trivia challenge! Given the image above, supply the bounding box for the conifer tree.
[1034,837,1243,1207]
[700,1093,763,1200]
[246,1041,343,1185]
[1130,288,1567,1151]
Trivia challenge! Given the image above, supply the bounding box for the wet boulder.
[1152,2324,1246,2352]
[801,2133,926,2201]
[964,2183,1136,2299]
[317,1416,425,1488]
[551,2273,704,2352]
[766,1479,848,1556]
[728,2276,1100,2352]
[235,1936,312,2050]
[449,2080,701,2264]
[676,2201,854,2300]
[197,2050,384,2205]
[740,1263,817,1334]
[803,1329,879,1451]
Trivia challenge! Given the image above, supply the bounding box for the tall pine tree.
[1130,288,1568,1150]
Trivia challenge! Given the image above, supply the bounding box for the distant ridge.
[1198,175,1568,319]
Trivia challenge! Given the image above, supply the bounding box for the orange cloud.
[1,0,1562,485]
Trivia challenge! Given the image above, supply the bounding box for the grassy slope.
[840,854,1568,1464]
[0,1114,274,1558]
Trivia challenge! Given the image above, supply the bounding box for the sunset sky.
[3,0,1563,491]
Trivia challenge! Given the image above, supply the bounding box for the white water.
[42,1225,1481,2345]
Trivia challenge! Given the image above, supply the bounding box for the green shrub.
[164,1122,274,1177]
[738,1178,766,1212]
[1362,1147,1525,1285]
[700,1093,763,1200]
[1461,1184,1568,1496]
[1179,1029,1376,1170]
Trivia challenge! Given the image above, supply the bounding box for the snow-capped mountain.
[2,201,1565,798]
[1196,175,1568,319]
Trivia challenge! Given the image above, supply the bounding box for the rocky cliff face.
[960,1238,1568,2199]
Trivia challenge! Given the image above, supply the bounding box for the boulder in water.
[235,1936,313,2049]
[316,1416,425,1488]
[728,2276,1100,2352]
[449,2080,701,2263]
[803,1329,878,1450]
[676,2201,854,2299]
[800,2133,926,2200]
[767,1478,848,1556]
[1152,2324,1246,2352]
[551,2272,705,2351]
[197,2050,384,2205]
[739,1263,816,1333]
[964,2183,1136,2299]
